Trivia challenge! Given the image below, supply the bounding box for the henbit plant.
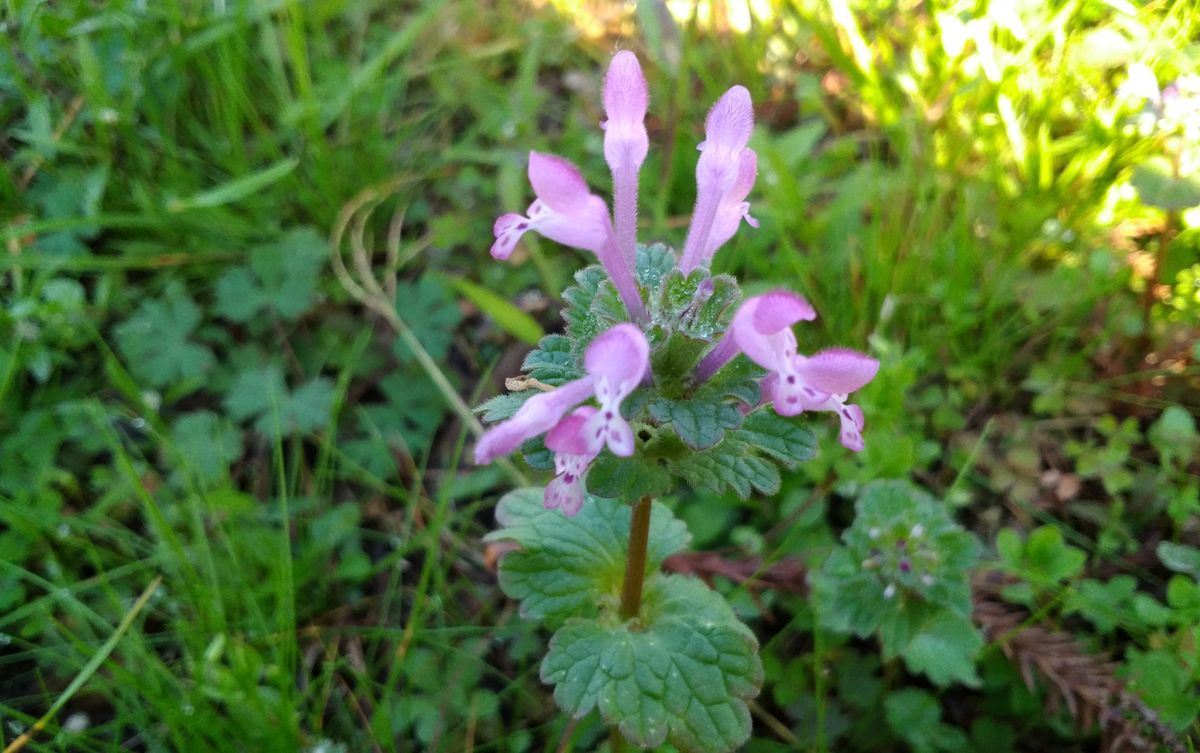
[472,51,883,752]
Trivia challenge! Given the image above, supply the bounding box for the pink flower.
[602,51,649,175]
[490,152,647,321]
[602,51,650,273]
[697,291,879,451]
[543,407,600,516]
[679,85,757,274]
[490,152,612,260]
[703,148,759,262]
[474,323,650,465]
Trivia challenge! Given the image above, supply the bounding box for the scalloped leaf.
[474,392,533,423]
[542,575,762,753]
[735,410,817,469]
[484,489,690,626]
[672,437,781,499]
[649,397,743,450]
[587,454,675,500]
[635,243,677,292]
[899,611,983,688]
[522,334,582,385]
[561,265,609,345]
[694,356,762,405]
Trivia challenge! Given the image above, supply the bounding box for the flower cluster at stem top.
[474,52,880,515]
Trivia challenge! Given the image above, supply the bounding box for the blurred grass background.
[1,0,1198,751]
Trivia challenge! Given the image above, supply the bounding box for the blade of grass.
[2,575,161,753]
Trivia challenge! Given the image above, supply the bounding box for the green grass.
[2,0,1199,751]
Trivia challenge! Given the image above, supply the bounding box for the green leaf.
[561,265,609,344]
[998,525,1086,586]
[256,377,335,435]
[484,489,690,626]
[1149,406,1198,466]
[1131,156,1200,211]
[635,243,677,292]
[885,688,968,753]
[586,454,674,501]
[899,611,983,687]
[522,334,583,385]
[473,392,532,423]
[680,274,740,339]
[735,410,817,468]
[113,280,214,390]
[1157,542,1200,580]
[649,332,708,394]
[170,411,242,484]
[214,228,326,322]
[541,575,762,753]
[222,364,335,435]
[673,437,780,499]
[649,397,743,450]
[695,356,762,405]
[393,276,462,362]
[223,364,288,423]
[447,276,544,345]
[1124,648,1200,730]
[360,369,445,455]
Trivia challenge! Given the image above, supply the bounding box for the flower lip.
[603,51,649,129]
[702,85,754,156]
[731,290,816,373]
[748,290,817,335]
[528,151,593,215]
[794,348,880,396]
[545,406,598,456]
[583,322,651,388]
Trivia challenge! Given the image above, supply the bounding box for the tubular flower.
[490,151,647,321]
[490,152,612,261]
[679,85,756,274]
[602,51,651,274]
[473,323,650,466]
[702,148,759,264]
[543,407,600,516]
[699,291,879,451]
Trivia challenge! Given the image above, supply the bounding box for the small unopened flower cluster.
[475,52,879,515]
[864,522,940,600]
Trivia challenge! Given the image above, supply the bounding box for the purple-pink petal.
[603,51,648,125]
[703,148,759,260]
[491,213,529,259]
[544,407,598,455]
[544,473,586,516]
[795,348,879,396]
[583,323,650,388]
[602,51,650,170]
[528,196,612,255]
[473,377,595,465]
[528,152,594,215]
[731,291,816,371]
[703,85,754,155]
[838,404,866,452]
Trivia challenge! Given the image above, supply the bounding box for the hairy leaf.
[649,397,743,450]
[672,437,780,499]
[484,489,690,627]
[542,576,761,753]
[735,410,817,468]
[587,454,674,500]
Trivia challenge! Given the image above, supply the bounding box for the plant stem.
[609,727,625,753]
[619,495,653,621]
